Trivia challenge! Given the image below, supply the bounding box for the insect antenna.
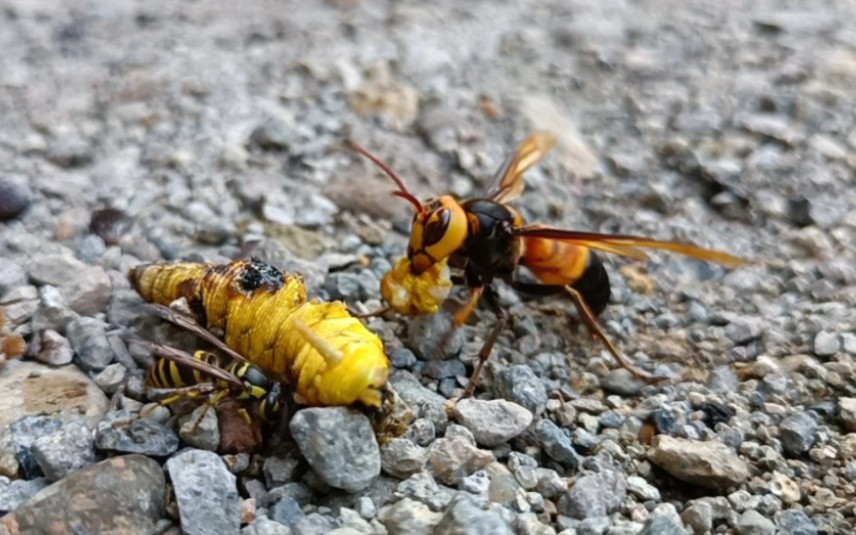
[346,140,425,215]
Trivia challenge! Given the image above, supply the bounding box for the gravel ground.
[1,0,855,534]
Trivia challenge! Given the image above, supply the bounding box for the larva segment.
[129,259,391,408]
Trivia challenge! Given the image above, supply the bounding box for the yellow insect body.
[380,256,452,316]
[130,259,390,408]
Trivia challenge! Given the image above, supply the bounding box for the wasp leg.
[238,407,253,425]
[114,385,209,429]
[462,286,507,399]
[191,388,232,432]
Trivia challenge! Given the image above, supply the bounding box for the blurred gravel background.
[1,0,855,534]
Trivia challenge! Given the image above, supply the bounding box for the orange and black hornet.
[348,132,745,396]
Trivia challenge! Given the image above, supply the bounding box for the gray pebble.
[639,503,689,535]
[272,497,305,528]
[2,295,38,328]
[268,482,313,507]
[681,501,713,533]
[557,469,626,519]
[459,469,490,496]
[576,516,611,535]
[381,437,427,479]
[813,331,840,356]
[242,516,293,535]
[324,272,363,301]
[535,468,566,500]
[264,455,302,489]
[647,435,748,489]
[737,509,775,535]
[0,477,48,513]
[390,348,417,369]
[451,398,533,447]
[95,414,179,456]
[47,135,93,167]
[433,493,514,535]
[406,418,436,447]
[406,314,465,360]
[10,416,64,478]
[779,412,817,457]
[178,405,220,452]
[251,117,300,150]
[725,316,763,345]
[354,496,377,520]
[536,419,581,469]
[494,365,548,415]
[67,316,114,372]
[77,234,107,263]
[395,471,455,511]
[295,512,336,535]
[27,253,87,286]
[391,372,449,433]
[94,363,128,394]
[425,358,466,380]
[626,475,661,501]
[776,509,817,535]
[840,398,856,432]
[507,452,539,490]
[289,407,380,493]
[0,258,27,298]
[378,497,443,535]
[58,265,112,316]
[841,333,856,355]
[166,449,240,535]
[31,419,98,482]
[428,424,493,486]
[31,285,77,334]
[32,329,74,366]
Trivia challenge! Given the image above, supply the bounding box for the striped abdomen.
[146,351,223,389]
[520,235,611,315]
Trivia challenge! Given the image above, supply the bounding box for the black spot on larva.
[240,258,284,292]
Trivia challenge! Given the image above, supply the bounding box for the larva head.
[407,196,467,274]
[294,307,392,408]
[314,347,391,408]
[347,141,468,274]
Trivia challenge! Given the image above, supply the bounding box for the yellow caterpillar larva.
[129,258,391,408]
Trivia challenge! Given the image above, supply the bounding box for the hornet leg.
[462,286,507,398]
[561,285,661,383]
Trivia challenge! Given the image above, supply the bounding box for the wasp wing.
[485,131,557,204]
[514,226,745,268]
[143,303,252,365]
[127,336,245,388]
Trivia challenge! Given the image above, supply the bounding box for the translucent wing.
[514,226,745,267]
[485,131,557,204]
[142,303,252,365]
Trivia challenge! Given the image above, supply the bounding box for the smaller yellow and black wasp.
[348,132,745,396]
[128,337,285,429]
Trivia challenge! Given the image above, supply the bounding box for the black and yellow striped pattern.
[146,351,222,389]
